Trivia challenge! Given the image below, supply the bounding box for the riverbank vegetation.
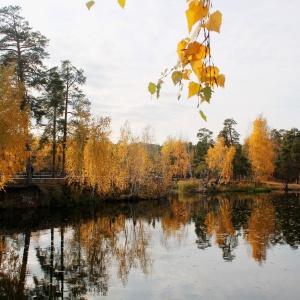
[1,5,300,204]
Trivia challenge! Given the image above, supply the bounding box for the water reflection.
[0,193,300,298]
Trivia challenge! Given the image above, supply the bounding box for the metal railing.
[16,172,66,179]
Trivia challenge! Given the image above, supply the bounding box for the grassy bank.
[176,179,200,192]
[175,179,274,194]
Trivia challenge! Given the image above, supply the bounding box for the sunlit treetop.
[86,0,224,121]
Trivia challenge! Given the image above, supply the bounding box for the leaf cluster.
[85,1,225,121]
[147,0,225,121]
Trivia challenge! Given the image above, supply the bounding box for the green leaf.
[156,79,164,99]
[199,110,207,122]
[86,1,95,10]
[118,0,126,8]
[171,71,183,85]
[200,86,212,103]
[148,82,156,95]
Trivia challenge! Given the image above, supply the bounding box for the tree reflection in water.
[245,196,276,263]
[0,193,300,298]
[204,198,237,261]
[0,234,22,298]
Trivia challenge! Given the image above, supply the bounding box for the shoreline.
[1,181,299,210]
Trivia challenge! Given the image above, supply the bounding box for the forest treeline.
[0,6,299,197]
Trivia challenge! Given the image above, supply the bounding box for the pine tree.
[38,67,65,176]
[59,60,88,174]
[193,128,214,177]
[0,5,49,110]
[218,118,240,147]
[274,128,300,188]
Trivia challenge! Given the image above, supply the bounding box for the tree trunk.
[52,106,57,178]
[26,158,32,186]
[60,226,65,297]
[49,227,54,298]
[62,88,69,175]
[17,229,31,299]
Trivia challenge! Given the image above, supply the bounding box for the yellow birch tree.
[115,121,158,198]
[248,115,275,183]
[32,138,63,173]
[161,137,190,181]
[82,116,112,195]
[206,136,236,183]
[0,65,28,189]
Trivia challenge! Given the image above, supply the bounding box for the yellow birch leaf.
[188,81,202,98]
[177,38,190,60]
[205,66,219,78]
[186,42,209,61]
[186,1,209,33]
[118,0,126,9]
[199,66,219,85]
[190,59,204,81]
[216,74,225,87]
[182,69,192,80]
[205,10,222,33]
[86,1,95,10]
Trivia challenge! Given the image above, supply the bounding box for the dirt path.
[265,181,300,191]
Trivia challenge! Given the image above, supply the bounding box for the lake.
[0,192,300,299]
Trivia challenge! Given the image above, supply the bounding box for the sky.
[1,0,300,144]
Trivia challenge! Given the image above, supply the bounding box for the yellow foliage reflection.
[161,197,189,243]
[205,198,235,247]
[246,197,275,263]
[63,213,153,290]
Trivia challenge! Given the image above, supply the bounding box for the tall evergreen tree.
[0,5,49,110]
[193,128,214,177]
[218,118,240,147]
[232,144,251,181]
[291,132,300,183]
[274,128,300,188]
[39,67,65,176]
[59,60,88,174]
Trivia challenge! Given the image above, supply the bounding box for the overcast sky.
[2,0,300,144]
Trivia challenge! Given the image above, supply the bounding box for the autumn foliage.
[206,136,236,183]
[64,120,191,199]
[248,115,275,182]
[0,65,28,189]
[148,0,225,121]
[1,3,298,195]
[87,0,225,121]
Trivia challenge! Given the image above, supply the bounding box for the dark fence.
[16,172,66,179]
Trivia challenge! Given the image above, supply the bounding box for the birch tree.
[248,115,275,183]
[0,65,28,189]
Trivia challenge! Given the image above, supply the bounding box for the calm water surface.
[0,193,300,299]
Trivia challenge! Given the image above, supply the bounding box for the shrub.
[177,179,200,192]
